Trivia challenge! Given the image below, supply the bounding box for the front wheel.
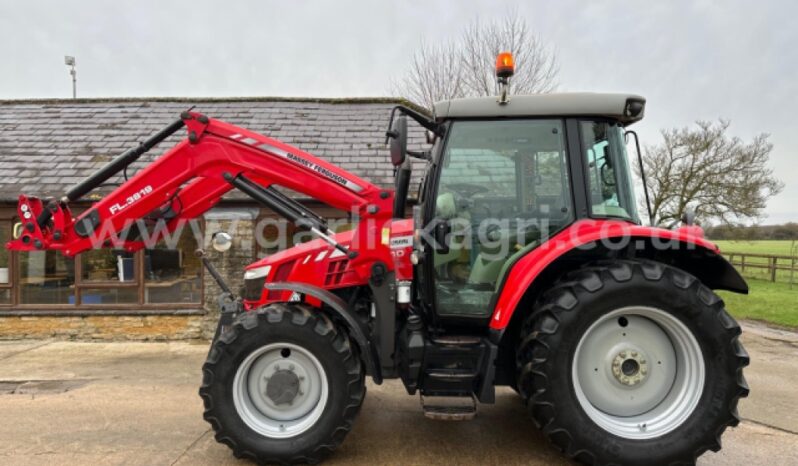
[200,303,365,464]
[517,260,749,465]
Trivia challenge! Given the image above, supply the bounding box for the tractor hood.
[246,228,356,279]
[241,229,357,306]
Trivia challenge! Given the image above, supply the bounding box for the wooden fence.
[725,252,797,287]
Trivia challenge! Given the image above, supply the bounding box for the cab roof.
[433,92,646,125]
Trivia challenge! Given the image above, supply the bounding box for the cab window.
[431,119,572,317]
[580,121,639,222]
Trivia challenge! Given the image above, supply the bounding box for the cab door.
[422,119,574,319]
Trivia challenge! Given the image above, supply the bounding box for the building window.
[18,251,76,305]
[80,287,139,305]
[144,227,202,304]
[2,217,204,310]
[0,221,12,305]
[81,249,136,282]
[258,220,302,258]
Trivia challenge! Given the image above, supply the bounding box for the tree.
[393,13,558,109]
[640,120,783,227]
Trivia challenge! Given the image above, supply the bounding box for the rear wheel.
[516,260,749,465]
[200,303,365,464]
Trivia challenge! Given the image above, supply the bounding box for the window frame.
[576,118,641,224]
[0,216,205,313]
[0,221,15,306]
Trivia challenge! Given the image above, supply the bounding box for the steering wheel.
[445,183,490,199]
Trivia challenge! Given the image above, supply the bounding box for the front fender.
[490,220,747,331]
[262,282,382,384]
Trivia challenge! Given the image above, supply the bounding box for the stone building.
[0,97,424,340]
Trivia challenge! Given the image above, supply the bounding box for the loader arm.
[6,111,394,260]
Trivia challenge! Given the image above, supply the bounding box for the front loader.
[7,54,749,465]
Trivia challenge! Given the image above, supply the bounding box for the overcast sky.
[1,0,795,223]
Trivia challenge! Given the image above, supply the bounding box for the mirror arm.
[625,130,654,226]
[384,105,441,144]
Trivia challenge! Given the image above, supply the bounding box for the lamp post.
[64,55,76,99]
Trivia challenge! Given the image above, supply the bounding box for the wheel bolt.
[620,351,627,358]
[289,364,295,371]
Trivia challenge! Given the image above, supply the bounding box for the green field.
[707,240,798,328]
[718,279,798,329]
[712,240,798,284]
[714,240,798,256]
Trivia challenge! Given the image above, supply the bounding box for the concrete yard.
[0,322,796,466]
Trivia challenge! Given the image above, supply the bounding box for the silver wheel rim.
[572,306,705,439]
[233,342,328,439]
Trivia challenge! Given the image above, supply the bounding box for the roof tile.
[0,98,427,201]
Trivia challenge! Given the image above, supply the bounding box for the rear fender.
[490,220,748,332]
[262,282,382,384]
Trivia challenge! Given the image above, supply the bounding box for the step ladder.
[420,394,477,421]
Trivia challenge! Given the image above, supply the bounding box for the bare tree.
[393,13,558,109]
[461,15,558,98]
[640,120,783,226]
[393,42,466,112]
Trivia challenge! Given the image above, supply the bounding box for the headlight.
[244,265,271,280]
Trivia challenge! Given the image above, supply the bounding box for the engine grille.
[324,260,349,286]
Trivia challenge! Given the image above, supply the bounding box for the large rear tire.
[516,260,749,466]
[200,303,365,464]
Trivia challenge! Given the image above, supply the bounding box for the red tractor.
[7,55,748,465]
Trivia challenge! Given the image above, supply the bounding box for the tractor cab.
[388,90,647,322]
[427,93,643,319]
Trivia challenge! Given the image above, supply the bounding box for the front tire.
[200,303,365,464]
[516,260,749,465]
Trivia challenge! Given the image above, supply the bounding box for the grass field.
[707,240,798,328]
[712,239,798,284]
[718,279,798,329]
[714,239,798,256]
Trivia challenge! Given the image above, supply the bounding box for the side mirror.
[211,231,233,252]
[388,115,408,166]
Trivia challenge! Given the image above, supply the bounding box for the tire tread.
[199,304,365,465]
[516,259,749,466]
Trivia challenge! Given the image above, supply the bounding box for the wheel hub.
[611,350,649,386]
[266,368,302,405]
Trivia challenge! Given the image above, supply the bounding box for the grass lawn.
[714,240,798,256]
[718,278,798,329]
